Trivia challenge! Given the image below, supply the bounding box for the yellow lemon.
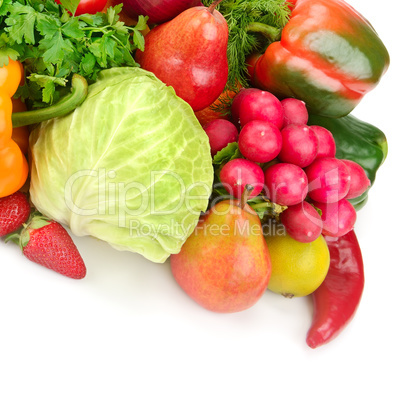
[265,229,330,297]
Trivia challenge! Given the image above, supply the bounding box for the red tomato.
[76,0,108,15]
[56,0,108,15]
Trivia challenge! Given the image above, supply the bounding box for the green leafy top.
[212,141,242,166]
[203,0,291,90]
[58,0,80,15]
[0,0,147,107]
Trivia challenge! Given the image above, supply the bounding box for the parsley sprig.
[0,0,147,107]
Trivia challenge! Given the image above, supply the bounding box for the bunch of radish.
[203,88,371,243]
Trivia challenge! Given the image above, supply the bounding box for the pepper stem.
[246,22,281,42]
[11,74,88,128]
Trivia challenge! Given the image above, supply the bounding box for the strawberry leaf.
[19,215,52,249]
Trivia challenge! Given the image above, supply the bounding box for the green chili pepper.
[308,113,387,210]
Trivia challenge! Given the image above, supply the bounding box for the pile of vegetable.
[0,0,390,348]
[29,67,214,263]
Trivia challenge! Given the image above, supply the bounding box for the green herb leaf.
[213,142,243,166]
[135,15,148,31]
[106,2,120,24]
[0,32,19,64]
[78,12,104,26]
[36,13,61,38]
[62,18,85,39]
[0,0,147,106]
[28,74,67,103]
[0,0,13,16]
[0,46,18,65]
[42,79,55,104]
[209,142,243,207]
[5,4,37,45]
[60,0,80,15]
[79,52,96,75]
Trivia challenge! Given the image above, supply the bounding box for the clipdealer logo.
[64,168,211,226]
[63,164,346,237]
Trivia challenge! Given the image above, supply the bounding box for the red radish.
[341,159,371,199]
[230,88,261,128]
[310,125,336,158]
[305,157,351,203]
[279,124,318,167]
[281,202,323,243]
[0,191,31,237]
[220,159,264,199]
[203,119,238,156]
[122,0,202,24]
[281,98,309,126]
[264,163,308,206]
[238,120,282,163]
[236,89,284,129]
[18,216,87,279]
[312,199,357,237]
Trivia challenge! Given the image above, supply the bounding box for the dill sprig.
[203,0,291,89]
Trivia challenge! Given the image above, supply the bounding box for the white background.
[1,1,401,401]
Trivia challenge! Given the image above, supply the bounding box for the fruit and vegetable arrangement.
[0,0,390,348]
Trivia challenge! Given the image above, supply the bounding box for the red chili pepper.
[306,230,364,348]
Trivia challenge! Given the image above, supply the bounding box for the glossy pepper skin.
[306,230,364,349]
[0,58,29,198]
[55,0,108,15]
[308,113,387,210]
[250,0,390,117]
[11,97,30,155]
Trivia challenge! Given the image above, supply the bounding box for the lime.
[265,229,330,297]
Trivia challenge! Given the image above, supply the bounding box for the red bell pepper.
[250,0,390,117]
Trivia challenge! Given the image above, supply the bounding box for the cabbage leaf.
[29,67,214,263]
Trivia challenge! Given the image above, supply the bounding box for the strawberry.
[0,191,31,237]
[19,216,86,279]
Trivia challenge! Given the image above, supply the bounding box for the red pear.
[135,2,229,112]
[170,188,271,313]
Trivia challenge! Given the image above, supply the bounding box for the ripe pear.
[135,1,228,112]
[170,188,271,313]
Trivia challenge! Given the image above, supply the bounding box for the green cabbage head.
[29,67,213,263]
